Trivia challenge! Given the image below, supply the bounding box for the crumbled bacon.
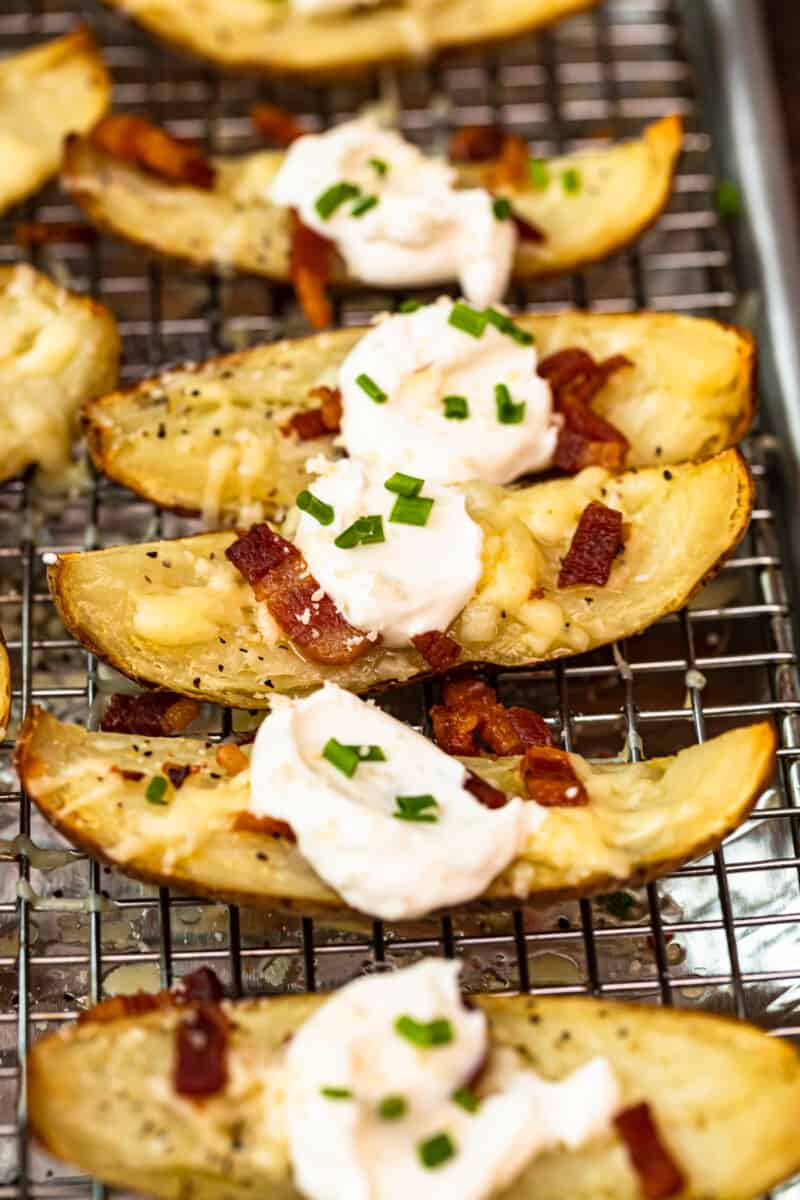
[225,524,374,665]
[251,103,306,147]
[90,115,215,189]
[280,386,342,441]
[110,765,145,783]
[431,677,553,757]
[174,1004,228,1098]
[14,221,97,247]
[448,125,507,163]
[233,811,297,842]
[520,746,589,806]
[464,770,509,810]
[216,743,249,776]
[558,500,625,589]
[614,1103,686,1199]
[486,133,531,190]
[290,212,334,330]
[512,213,546,243]
[101,692,201,736]
[173,967,225,1004]
[412,630,461,671]
[538,348,632,473]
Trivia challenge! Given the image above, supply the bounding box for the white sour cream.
[249,684,545,919]
[339,297,559,485]
[285,959,621,1200]
[293,458,482,647]
[269,118,516,307]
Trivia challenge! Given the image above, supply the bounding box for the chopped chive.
[398,298,422,313]
[334,514,385,549]
[600,890,636,920]
[368,156,388,176]
[323,738,361,778]
[562,167,581,195]
[443,395,469,420]
[395,1014,453,1047]
[495,382,526,425]
[452,1087,480,1113]
[528,158,550,189]
[393,793,439,823]
[315,181,361,220]
[485,307,534,347]
[377,1094,407,1120]
[384,472,424,499]
[492,196,513,221]
[448,301,488,339]
[351,194,379,218]
[716,179,742,219]
[296,489,334,526]
[356,372,387,404]
[389,495,434,527]
[418,1132,456,1169]
[320,1086,353,1100]
[145,776,168,806]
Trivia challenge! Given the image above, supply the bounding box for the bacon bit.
[101,692,201,736]
[14,221,97,247]
[78,992,172,1024]
[448,125,507,163]
[233,811,296,842]
[216,743,249,776]
[538,348,632,473]
[558,500,625,589]
[290,212,334,331]
[280,386,342,441]
[486,134,531,190]
[226,524,374,665]
[512,213,546,243]
[110,765,145,783]
[555,427,628,474]
[431,677,553,757]
[164,763,193,790]
[174,1004,228,1098]
[520,746,589,806]
[412,630,461,671]
[464,770,509,810]
[251,103,306,147]
[614,1103,686,1199]
[91,115,215,189]
[173,967,225,1004]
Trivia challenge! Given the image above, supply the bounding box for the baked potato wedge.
[63,115,682,287]
[0,632,10,742]
[99,0,599,75]
[0,265,120,484]
[47,451,752,705]
[16,708,775,915]
[28,985,800,1200]
[85,311,754,521]
[0,28,110,216]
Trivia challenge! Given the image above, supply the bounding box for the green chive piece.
[448,301,489,339]
[296,489,334,526]
[716,179,742,219]
[452,1087,480,1114]
[377,1094,407,1120]
[145,776,168,806]
[418,1132,456,1169]
[351,194,379,218]
[384,472,424,499]
[398,298,422,313]
[528,158,550,189]
[320,1086,353,1100]
[315,181,361,220]
[443,395,469,420]
[334,514,385,549]
[562,167,581,195]
[395,1014,453,1046]
[495,382,526,425]
[323,738,361,778]
[492,196,513,221]
[393,793,438,823]
[356,373,387,404]
[389,495,434,527]
[485,307,534,346]
[601,890,636,920]
[369,157,388,176]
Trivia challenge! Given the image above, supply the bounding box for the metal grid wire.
[1,0,800,1196]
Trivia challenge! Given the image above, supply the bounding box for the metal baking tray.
[2,0,800,1196]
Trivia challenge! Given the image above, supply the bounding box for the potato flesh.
[86,312,753,520]
[28,992,800,1200]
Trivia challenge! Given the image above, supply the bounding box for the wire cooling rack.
[2,0,800,1196]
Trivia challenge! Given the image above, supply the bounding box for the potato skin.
[27,990,800,1200]
[0,633,9,741]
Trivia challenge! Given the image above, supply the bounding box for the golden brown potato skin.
[16,709,775,918]
[0,633,9,742]
[28,990,800,1200]
[99,0,600,75]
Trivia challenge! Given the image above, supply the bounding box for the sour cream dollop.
[293,458,482,646]
[339,297,559,485]
[249,684,545,919]
[269,118,516,308]
[285,959,621,1200]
